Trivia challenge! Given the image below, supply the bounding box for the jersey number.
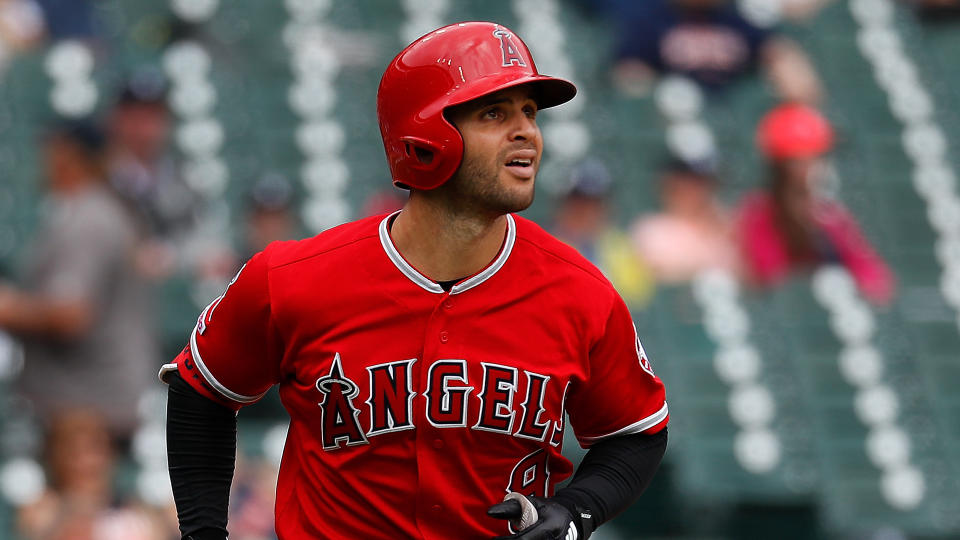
[506,448,550,498]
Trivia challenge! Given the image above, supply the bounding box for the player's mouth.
[503,150,537,179]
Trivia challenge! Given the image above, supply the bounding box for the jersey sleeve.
[159,249,282,411]
[567,293,668,447]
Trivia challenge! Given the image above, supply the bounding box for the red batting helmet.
[757,103,834,161]
[377,22,577,190]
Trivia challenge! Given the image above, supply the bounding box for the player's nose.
[507,111,538,142]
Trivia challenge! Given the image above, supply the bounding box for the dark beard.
[436,152,535,217]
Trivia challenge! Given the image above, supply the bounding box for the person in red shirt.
[163,22,668,540]
[736,103,894,305]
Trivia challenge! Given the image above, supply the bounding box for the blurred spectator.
[551,160,655,308]
[33,0,95,41]
[243,173,299,259]
[605,0,822,103]
[778,0,837,21]
[736,103,895,304]
[107,70,198,280]
[631,156,739,283]
[905,0,960,19]
[17,409,167,540]
[0,0,44,65]
[229,454,279,540]
[0,121,158,439]
[108,71,238,290]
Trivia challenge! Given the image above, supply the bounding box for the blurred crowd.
[0,78,294,539]
[551,102,894,308]
[3,0,951,538]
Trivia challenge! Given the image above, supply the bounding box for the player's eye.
[523,105,538,119]
[482,108,502,120]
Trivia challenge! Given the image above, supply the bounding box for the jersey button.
[439,331,449,343]
[443,299,453,309]
[432,439,444,449]
[431,504,442,512]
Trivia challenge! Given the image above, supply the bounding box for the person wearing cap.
[552,160,654,308]
[107,71,202,280]
[631,156,740,284]
[736,103,894,304]
[242,173,300,260]
[0,120,158,440]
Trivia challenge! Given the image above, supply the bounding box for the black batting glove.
[488,495,595,540]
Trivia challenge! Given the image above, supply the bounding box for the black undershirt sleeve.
[166,370,238,540]
[552,428,668,529]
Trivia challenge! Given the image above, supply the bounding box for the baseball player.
[163,22,668,540]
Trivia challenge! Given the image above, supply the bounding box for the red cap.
[757,103,833,160]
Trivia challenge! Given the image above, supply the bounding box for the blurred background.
[0,0,958,538]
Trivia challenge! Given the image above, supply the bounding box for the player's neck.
[390,199,508,283]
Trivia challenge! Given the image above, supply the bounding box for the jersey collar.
[378,211,517,295]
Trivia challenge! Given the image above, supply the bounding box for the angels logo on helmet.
[493,28,527,67]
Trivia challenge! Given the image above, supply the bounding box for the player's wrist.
[549,494,596,539]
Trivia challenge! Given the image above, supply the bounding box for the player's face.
[443,86,543,215]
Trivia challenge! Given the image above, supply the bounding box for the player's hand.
[487,494,593,540]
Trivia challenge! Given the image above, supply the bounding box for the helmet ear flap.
[399,136,445,171]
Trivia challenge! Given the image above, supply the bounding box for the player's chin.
[500,186,535,213]
[513,193,535,213]
[500,167,537,190]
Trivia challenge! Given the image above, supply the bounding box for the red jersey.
[163,212,668,539]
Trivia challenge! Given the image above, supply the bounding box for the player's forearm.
[166,370,237,540]
[553,428,668,527]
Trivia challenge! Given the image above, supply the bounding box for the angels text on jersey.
[314,352,566,451]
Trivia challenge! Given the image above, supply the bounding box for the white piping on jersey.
[378,211,443,293]
[378,211,517,295]
[157,363,178,383]
[189,324,268,404]
[578,401,669,444]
